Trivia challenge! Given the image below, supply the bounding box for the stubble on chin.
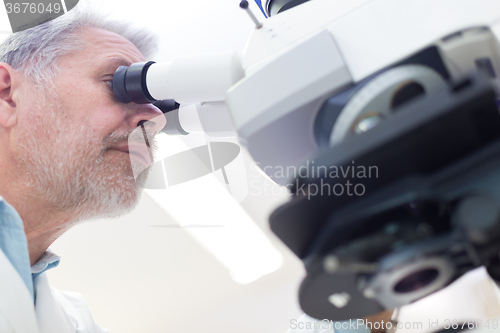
[14,92,145,222]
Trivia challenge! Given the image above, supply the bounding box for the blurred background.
[46,1,307,332]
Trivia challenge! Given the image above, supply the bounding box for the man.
[0,4,165,332]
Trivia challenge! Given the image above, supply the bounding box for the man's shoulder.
[36,273,109,333]
[51,287,109,333]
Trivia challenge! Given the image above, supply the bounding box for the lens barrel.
[113,61,157,104]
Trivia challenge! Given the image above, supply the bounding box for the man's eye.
[105,80,113,89]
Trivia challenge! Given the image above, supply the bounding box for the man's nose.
[127,103,167,134]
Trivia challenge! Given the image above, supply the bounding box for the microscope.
[113,0,500,325]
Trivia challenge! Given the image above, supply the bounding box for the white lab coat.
[0,249,107,333]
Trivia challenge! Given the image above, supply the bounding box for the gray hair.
[0,2,158,85]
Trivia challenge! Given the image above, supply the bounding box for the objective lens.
[393,268,439,293]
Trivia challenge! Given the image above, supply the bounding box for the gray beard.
[14,101,147,223]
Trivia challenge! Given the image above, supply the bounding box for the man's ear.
[0,63,18,128]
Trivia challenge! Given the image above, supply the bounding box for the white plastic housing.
[176,103,237,138]
[146,51,244,104]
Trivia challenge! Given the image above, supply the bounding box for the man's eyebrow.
[102,57,133,72]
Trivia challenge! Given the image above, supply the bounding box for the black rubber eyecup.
[112,61,157,104]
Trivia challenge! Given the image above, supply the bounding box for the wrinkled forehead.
[56,26,147,75]
[81,26,145,59]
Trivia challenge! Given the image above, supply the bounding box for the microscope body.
[113,0,500,322]
[143,0,500,185]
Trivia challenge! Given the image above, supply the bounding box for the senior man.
[0,5,165,332]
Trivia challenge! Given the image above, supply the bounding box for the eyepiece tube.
[112,61,157,104]
[113,51,244,105]
[145,51,244,104]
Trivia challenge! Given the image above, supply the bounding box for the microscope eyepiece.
[113,61,157,104]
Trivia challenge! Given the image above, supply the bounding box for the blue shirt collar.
[31,249,61,281]
[0,196,60,300]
